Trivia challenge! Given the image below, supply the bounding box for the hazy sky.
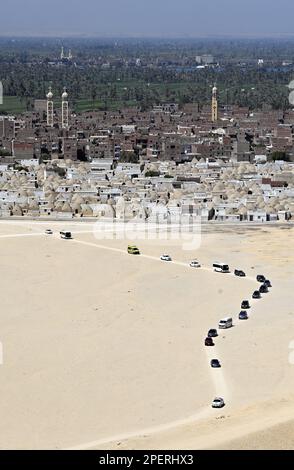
[1,0,294,37]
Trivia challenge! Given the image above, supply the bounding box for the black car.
[235,269,246,277]
[252,290,261,299]
[264,279,272,288]
[259,284,269,294]
[241,300,250,309]
[208,329,218,338]
[211,359,221,368]
[257,275,266,283]
[205,337,214,347]
[239,311,248,320]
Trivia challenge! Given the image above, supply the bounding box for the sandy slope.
[0,220,293,449]
[101,395,294,450]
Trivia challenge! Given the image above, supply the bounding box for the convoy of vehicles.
[128,245,140,255]
[206,268,272,410]
[41,238,269,410]
[49,240,270,411]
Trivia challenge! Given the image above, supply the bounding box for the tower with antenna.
[61,88,69,129]
[60,47,64,60]
[212,84,218,123]
[46,86,54,127]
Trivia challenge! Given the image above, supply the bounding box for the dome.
[72,203,82,213]
[62,88,68,100]
[12,205,23,216]
[61,202,72,213]
[46,87,53,100]
[81,205,93,217]
[28,200,39,211]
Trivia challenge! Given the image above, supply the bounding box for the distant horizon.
[1,0,294,39]
[2,33,294,40]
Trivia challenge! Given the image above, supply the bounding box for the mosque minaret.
[212,84,218,123]
[46,86,54,127]
[61,87,69,129]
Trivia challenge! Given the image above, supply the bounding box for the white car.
[212,397,225,409]
[45,229,53,235]
[190,260,201,268]
[160,254,172,262]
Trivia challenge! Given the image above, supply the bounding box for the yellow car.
[128,245,140,255]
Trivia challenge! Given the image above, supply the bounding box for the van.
[60,231,72,240]
[128,245,140,255]
[218,317,233,329]
[213,263,230,273]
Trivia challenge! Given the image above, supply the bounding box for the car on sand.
[128,245,140,255]
[259,284,269,294]
[205,337,214,347]
[241,300,250,309]
[239,311,248,320]
[208,329,218,338]
[60,231,72,240]
[212,397,225,408]
[234,269,246,277]
[211,359,221,368]
[190,260,201,268]
[45,229,53,235]
[161,254,172,262]
[252,290,261,299]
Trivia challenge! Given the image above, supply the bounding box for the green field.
[0,96,28,115]
[1,77,281,116]
[0,95,141,115]
[75,98,139,113]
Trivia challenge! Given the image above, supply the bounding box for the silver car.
[212,397,225,408]
[190,260,201,268]
[161,254,172,262]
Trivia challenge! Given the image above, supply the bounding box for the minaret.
[61,87,69,129]
[61,47,64,60]
[212,84,218,123]
[46,87,54,127]
[0,80,3,105]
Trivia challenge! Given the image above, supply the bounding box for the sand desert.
[0,220,293,450]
